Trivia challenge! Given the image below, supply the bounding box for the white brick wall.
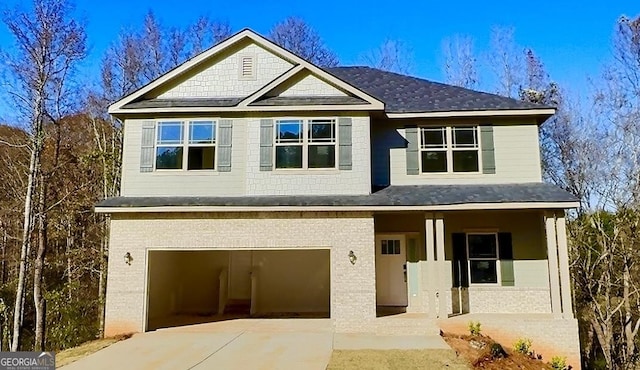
[158,43,293,99]
[104,212,376,336]
[466,287,551,313]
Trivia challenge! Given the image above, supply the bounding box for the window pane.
[421,151,447,172]
[453,127,477,147]
[188,147,215,170]
[381,240,388,254]
[277,121,303,142]
[309,121,334,142]
[468,234,497,258]
[190,122,215,144]
[394,240,400,254]
[470,260,498,284]
[156,147,183,169]
[158,122,183,144]
[421,128,446,148]
[453,151,479,172]
[308,145,335,168]
[275,145,303,168]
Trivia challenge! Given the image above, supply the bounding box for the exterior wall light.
[348,250,357,265]
[124,252,133,265]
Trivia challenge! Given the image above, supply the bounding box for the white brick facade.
[104,212,376,336]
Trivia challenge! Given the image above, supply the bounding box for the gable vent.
[239,55,256,80]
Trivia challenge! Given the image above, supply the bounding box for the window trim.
[273,117,338,171]
[419,125,482,174]
[466,232,501,286]
[154,119,219,172]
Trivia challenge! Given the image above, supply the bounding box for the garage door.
[146,249,330,331]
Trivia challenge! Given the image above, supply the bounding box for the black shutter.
[452,233,468,287]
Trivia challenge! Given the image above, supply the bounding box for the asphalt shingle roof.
[96,183,577,209]
[325,66,553,114]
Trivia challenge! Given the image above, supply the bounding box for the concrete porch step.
[374,314,440,335]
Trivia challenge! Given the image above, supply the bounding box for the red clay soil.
[442,333,554,369]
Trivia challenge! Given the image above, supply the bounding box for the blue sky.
[0,0,637,101]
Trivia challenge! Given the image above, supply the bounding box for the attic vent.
[239,55,256,80]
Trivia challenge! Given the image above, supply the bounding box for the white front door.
[229,251,252,300]
[375,235,408,306]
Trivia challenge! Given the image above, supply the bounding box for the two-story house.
[96,29,581,366]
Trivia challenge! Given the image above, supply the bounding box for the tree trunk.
[10,145,39,352]
[33,172,47,351]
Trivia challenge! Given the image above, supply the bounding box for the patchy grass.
[443,333,554,370]
[55,333,132,368]
[327,349,470,369]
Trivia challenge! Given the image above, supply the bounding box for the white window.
[467,233,499,284]
[420,126,480,173]
[274,119,336,169]
[155,120,217,170]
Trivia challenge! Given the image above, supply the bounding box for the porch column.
[555,211,574,318]
[425,213,436,318]
[544,211,562,316]
[435,213,447,319]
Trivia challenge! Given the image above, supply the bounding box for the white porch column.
[544,211,562,316]
[425,213,436,318]
[555,211,574,318]
[435,213,447,319]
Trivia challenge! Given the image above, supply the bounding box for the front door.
[375,235,408,306]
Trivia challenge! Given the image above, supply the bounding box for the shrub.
[513,338,532,355]
[550,356,567,370]
[489,342,507,358]
[467,321,481,336]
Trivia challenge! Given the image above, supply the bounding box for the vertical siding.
[120,118,247,197]
[379,120,543,186]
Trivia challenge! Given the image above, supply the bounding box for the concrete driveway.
[63,319,334,370]
[62,318,451,370]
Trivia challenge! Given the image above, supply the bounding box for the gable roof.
[326,66,555,118]
[108,29,384,115]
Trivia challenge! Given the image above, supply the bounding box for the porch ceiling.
[95,183,579,212]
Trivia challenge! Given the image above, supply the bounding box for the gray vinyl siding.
[373,119,543,186]
[120,115,371,197]
[120,119,247,197]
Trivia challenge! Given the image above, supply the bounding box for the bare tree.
[441,35,479,89]
[269,17,338,67]
[1,0,86,351]
[189,16,232,56]
[488,26,525,98]
[361,39,414,74]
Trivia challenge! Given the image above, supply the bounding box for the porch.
[373,209,574,319]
